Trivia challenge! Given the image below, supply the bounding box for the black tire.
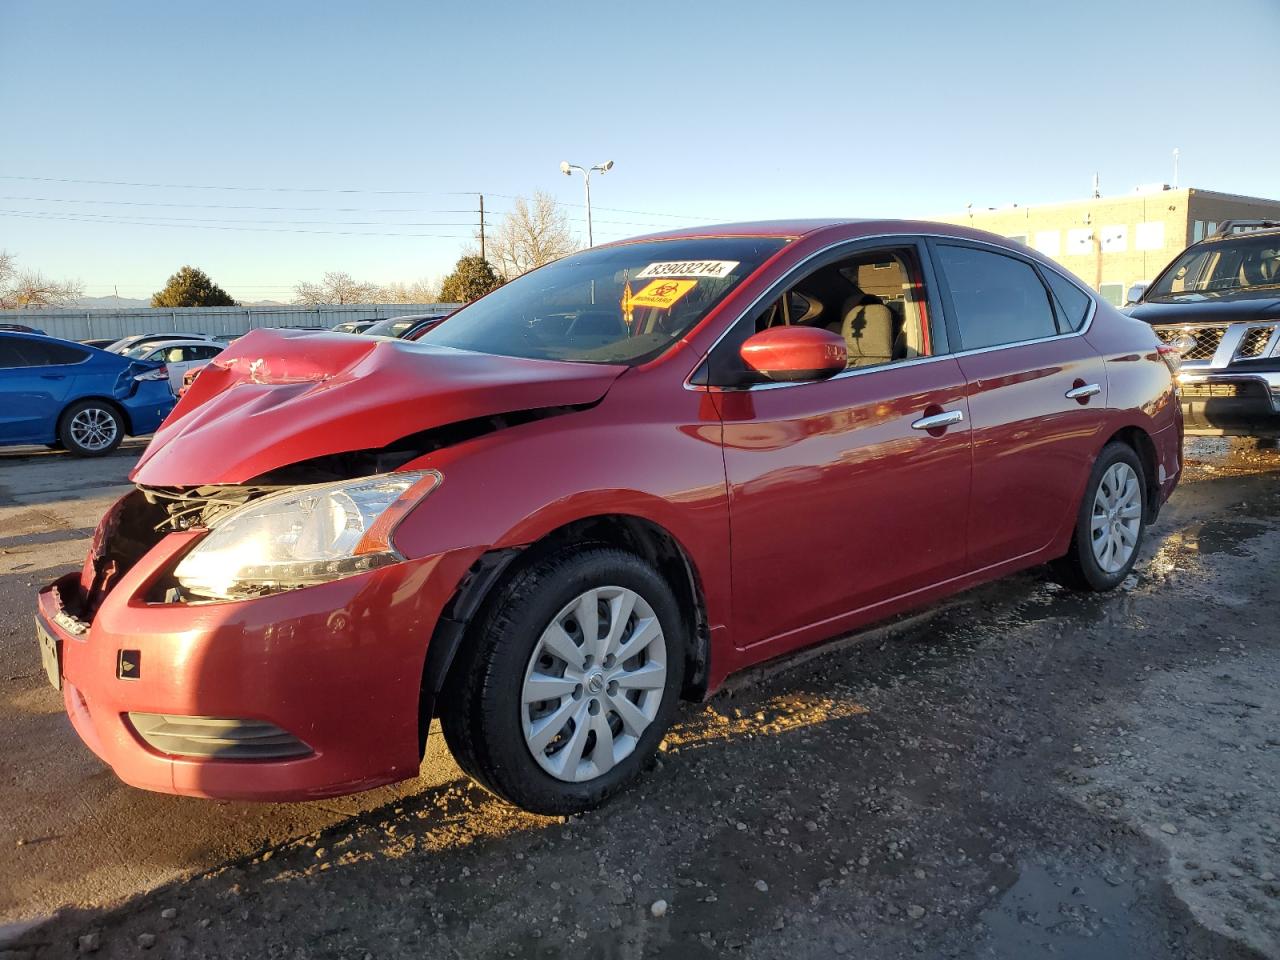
[58,399,124,457]
[1053,441,1147,591]
[440,545,686,815]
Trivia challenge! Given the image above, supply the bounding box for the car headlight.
[173,471,441,600]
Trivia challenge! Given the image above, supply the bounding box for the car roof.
[2,330,105,350]
[1199,225,1280,245]
[130,338,224,348]
[604,218,1016,247]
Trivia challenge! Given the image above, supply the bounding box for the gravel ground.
[3,439,1278,960]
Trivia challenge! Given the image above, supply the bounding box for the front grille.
[1238,326,1276,358]
[127,713,312,760]
[1154,325,1225,361]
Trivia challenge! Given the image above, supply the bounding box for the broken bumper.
[37,531,478,801]
[1177,370,1280,436]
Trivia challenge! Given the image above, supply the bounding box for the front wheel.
[1054,441,1147,591]
[440,546,685,815]
[58,400,124,457]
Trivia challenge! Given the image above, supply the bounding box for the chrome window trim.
[683,232,1099,393]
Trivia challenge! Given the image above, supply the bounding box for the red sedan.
[36,220,1182,813]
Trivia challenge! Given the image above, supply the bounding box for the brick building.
[935,187,1280,305]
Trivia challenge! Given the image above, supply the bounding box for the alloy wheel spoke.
[572,590,600,659]
[589,710,616,775]
[611,661,666,691]
[612,616,660,665]
[609,693,651,737]
[540,622,585,671]
[523,672,578,704]
[551,705,592,779]
[601,589,638,660]
[527,698,577,754]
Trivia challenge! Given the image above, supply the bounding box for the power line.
[0,194,481,214]
[0,210,473,239]
[0,173,714,221]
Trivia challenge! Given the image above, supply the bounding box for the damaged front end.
[66,328,627,614]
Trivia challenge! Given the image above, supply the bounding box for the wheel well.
[59,396,131,436]
[519,516,711,700]
[1106,426,1160,517]
[419,514,712,750]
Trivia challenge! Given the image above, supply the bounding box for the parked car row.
[330,313,452,339]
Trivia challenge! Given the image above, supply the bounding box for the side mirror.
[1126,283,1147,306]
[740,326,847,382]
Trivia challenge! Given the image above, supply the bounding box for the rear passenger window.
[934,245,1058,350]
[0,339,89,367]
[1043,269,1092,331]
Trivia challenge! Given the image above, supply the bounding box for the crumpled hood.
[131,328,626,486]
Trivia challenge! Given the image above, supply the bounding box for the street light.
[560,159,614,248]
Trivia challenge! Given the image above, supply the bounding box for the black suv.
[1127,221,1280,437]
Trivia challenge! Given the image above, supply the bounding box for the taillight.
[1157,345,1182,375]
[134,364,169,382]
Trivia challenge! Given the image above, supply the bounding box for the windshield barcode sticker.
[636,260,739,279]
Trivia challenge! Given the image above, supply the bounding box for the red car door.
[929,241,1111,570]
[706,240,972,654]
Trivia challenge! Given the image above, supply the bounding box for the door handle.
[911,410,965,431]
[40,374,66,380]
[1065,383,1101,400]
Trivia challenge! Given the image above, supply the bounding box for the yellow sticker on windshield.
[630,279,696,310]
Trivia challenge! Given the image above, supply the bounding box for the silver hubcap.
[521,586,667,783]
[1091,461,1142,573]
[69,407,118,451]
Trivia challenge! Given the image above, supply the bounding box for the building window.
[1101,225,1128,253]
[1005,235,1028,246]
[1034,231,1060,256]
[1192,220,1219,242]
[1098,283,1124,306]
[1066,228,1093,254]
[1135,221,1165,251]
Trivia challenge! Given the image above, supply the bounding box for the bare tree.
[486,191,578,280]
[293,271,383,305]
[381,278,440,303]
[0,251,84,309]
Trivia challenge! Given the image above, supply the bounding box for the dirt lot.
[1,439,1277,959]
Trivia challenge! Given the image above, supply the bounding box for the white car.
[121,339,225,393]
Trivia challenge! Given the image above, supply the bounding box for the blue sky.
[2,0,1278,302]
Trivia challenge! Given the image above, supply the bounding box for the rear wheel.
[58,400,123,457]
[1054,441,1147,591]
[440,546,685,814]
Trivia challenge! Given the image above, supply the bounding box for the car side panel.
[956,335,1111,570]
[1084,307,1183,504]
[391,370,734,650]
[716,359,972,650]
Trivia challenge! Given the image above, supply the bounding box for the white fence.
[0,303,461,342]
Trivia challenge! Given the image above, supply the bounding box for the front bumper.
[1176,370,1280,436]
[37,530,479,801]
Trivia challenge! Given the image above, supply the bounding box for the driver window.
[760,249,932,369]
[709,246,934,386]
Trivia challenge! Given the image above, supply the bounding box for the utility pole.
[1172,148,1180,189]
[478,194,486,263]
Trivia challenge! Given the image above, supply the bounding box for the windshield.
[1147,233,1280,301]
[123,343,164,359]
[421,238,787,364]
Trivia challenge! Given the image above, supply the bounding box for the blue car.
[0,331,177,457]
